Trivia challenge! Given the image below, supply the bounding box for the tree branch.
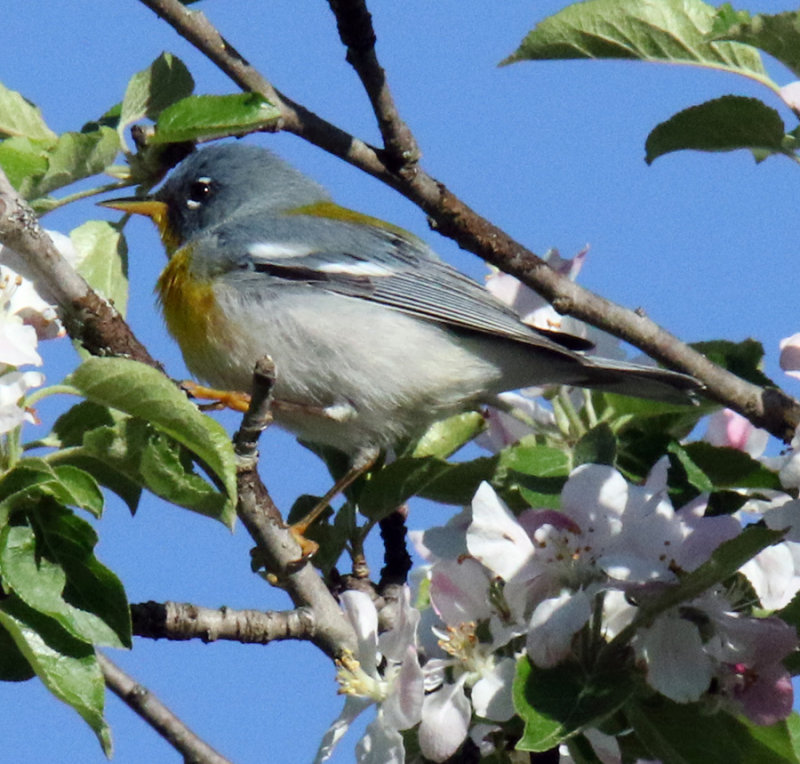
[98,653,232,764]
[232,360,357,659]
[131,600,316,644]
[0,168,160,368]
[326,0,420,169]
[134,0,800,441]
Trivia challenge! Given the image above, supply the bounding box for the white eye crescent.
[186,176,213,209]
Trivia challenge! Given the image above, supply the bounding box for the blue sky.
[2,1,800,761]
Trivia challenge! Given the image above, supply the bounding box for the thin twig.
[326,0,420,168]
[98,653,232,764]
[132,0,800,440]
[0,168,160,368]
[131,601,316,644]
[233,361,357,659]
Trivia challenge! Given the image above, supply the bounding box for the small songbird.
[102,141,697,533]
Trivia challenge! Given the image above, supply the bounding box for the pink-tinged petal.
[733,662,794,726]
[418,679,471,762]
[780,333,800,380]
[429,558,492,625]
[526,590,591,668]
[382,647,424,731]
[470,657,516,721]
[518,508,581,537]
[467,482,534,581]
[635,615,713,702]
[355,715,405,764]
[476,392,556,452]
[780,82,800,112]
[704,409,768,457]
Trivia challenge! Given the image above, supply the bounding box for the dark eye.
[187,177,213,207]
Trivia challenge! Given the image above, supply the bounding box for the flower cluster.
[317,458,799,762]
[0,232,74,436]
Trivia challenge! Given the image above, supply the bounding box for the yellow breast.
[156,247,220,358]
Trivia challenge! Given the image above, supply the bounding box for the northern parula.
[103,142,697,458]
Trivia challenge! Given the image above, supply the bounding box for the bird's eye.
[186,177,213,208]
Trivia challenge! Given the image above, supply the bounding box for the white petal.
[418,680,471,762]
[340,590,379,670]
[635,615,712,703]
[470,657,516,721]
[526,590,591,668]
[467,482,534,581]
[355,715,405,764]
[382,646,424,730]
[314,696,372,763]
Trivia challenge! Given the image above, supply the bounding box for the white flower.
[314,588,423,764]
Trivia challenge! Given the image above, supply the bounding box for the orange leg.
[181,380,252,412]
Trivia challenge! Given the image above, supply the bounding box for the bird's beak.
[99,196,179,253]
[99,196,168,220]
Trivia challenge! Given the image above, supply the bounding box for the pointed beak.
[98,196,169,220]
[99,196,180,254]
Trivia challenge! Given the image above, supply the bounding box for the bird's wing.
[213,213,592,353]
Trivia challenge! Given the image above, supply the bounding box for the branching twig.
[326,0,420,169]
[134,0,800,441]
[233,360,357,659]
[98,653,232,764]
[0,168,160,368]
[131,600,316,644]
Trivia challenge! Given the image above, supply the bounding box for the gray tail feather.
[579,357,701,404]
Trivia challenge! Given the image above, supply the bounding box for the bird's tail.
[576,357,701,405]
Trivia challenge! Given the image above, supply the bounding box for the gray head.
[155,142,332,242]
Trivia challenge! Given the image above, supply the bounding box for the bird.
[101,141,698,538]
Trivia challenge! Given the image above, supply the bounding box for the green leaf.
[645,96,788,164]
[0,136,50,195]
[0,514,129,649]
[503,0,769,88]
[0,82,57,142]
[627,696,799,763]
[0,597,111,756]
[0,624,34,681]
[30,504,130,648]
[118,52,195,136]
[682,441,782,490]
[499,444,571,478]
[79,416,231,520]
[712,10,800,80]
[44,401,142,512]
[514,655,636,752]
[31,127,120,196]
[418,456,501,506]
[499,444,569,509]
[692,338,773,387]
[65,357,236,526]
[668,441,714,493]
[573,423,617,467]
[358,457,453,521]
[411,411,485,459]
[0,457,104,519]
[152,93,282,144]
[70,220,129,316]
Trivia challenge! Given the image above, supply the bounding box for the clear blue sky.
[2,1,799,761]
